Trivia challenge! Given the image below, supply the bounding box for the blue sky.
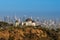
[0,0,60,18]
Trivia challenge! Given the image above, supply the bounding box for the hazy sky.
[0,0,60,18]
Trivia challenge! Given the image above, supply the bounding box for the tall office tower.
[4,16,10,23]
[0,17,3,21]
[18,18,21,23]
[14,16,17,20]
[14,15,21,22]
[4,16,6,22]
[9,17,14,24]
[13,16,17,23]
[22,15,27,22]
[11,16,15,24]
[4,16,8,22]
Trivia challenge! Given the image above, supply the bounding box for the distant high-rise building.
[22,15,27,21]
[4,16,10,23]
[14,16,17,20]
[0,17,3,21]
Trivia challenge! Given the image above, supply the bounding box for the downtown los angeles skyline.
[0,0,60,18]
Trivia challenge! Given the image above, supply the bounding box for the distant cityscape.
[0,16,60,29]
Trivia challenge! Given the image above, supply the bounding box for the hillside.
[0,22,60,40]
